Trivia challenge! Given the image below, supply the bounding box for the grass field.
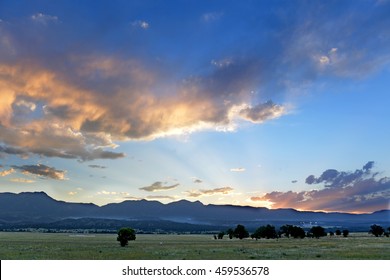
[0,232,389,260]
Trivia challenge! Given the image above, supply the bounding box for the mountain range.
[0,192,388,232]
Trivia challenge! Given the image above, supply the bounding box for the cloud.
[12,164,66,180]
[251,162,390,213]
[238,101,286,124]
[230,168,245,172]
[186,187,234,197]
[0,168,15,177]
[0,145,29,158]
[201,12,223,22]
[192,178,203,184]
[68,191,77,196]
[88,164,107,169]
[0,57,286,162]
[131,20,150,29]
[9,178,35,183]
[2,2,388,164]
[146,195,176,200]
[305,161,375,188]
[139,181,179,192]
[31,13,58,24]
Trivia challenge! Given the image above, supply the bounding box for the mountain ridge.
[0,192,388,231]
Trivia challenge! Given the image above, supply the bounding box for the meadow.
[0,232,389,260]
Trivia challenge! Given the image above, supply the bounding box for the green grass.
[0,232,389,260]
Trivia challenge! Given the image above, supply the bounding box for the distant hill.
[0,192,388,232]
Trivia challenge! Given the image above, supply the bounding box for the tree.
[280,224,305,239]
[227,228,234,239]
[253,224,277,239]
[309,226,327,239]
[335,229,341,236]
[369,224,384,237]
[117,227,136,247]
[233,224,249,239]
[217,231,225,239]
[342,229,349,237]
[329,231,334,236]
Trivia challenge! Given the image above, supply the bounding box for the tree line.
[213,224,390,240]
[116,224,389,246]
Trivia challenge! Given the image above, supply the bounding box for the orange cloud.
[0,55,286,161]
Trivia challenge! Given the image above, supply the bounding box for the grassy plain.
[0,232,389,260]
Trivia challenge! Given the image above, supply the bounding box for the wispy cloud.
[131,20,150,29]
[9,178,35,183]
[88,164,107,169]
[251,162,390,213]
[146,195,177,200]
[0,168,15,177]
[31,13,58,24]
[186,187,234,197]
[201,12,223,22]
[230,168,245,172]
[139,181,179,192]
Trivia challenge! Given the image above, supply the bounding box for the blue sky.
[0,0,389,213]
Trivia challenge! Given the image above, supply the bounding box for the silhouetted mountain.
[0,192,388,232]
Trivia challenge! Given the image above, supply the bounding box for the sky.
[0,0,389,214]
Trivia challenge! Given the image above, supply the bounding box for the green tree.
[335,229,341,236]
[233,224,249,239]
[117,227,136,247]
[309,226,327,239]
[342,229,349,237]
[369,224,384,237]
[253,224,277,239]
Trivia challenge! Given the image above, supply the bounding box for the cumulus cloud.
[305,161,375,188]
[186,187,234,197]
[251,162,390,213]
[139,181,179,192]
[0,57,286,162]
[1,1,388,164]
[12,164,66,180]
